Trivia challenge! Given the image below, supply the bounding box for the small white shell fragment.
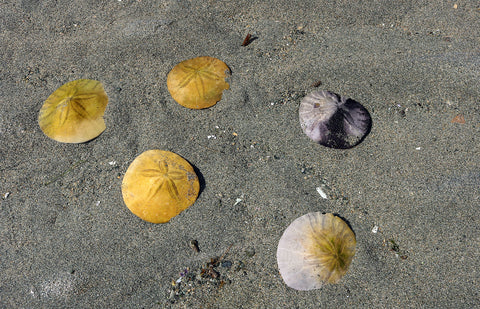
[316,186,328,199]
[3,192,10,199]
[372,225,378,233]
[95,201,101,206]
[108,160,117,166]
[234,198,242,206]
[207,135,217,139]
[234,194,244,206]
[415,147,421,150]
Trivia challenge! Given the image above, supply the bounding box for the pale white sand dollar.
[277,212,356,290]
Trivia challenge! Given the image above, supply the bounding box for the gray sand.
[1,1,479,308]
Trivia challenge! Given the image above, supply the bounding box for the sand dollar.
[167,56,230,109]
[38,79,108,143]
[299,90,372,149]
[122,150,200,224]
[277,212,356,290]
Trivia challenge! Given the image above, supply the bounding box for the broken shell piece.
[167,56,230,109]
[121,150,200,224]
[277,212,356,290]
[316,186,328,199]
[299,90,372,149]
[38,79,108,143]
[451,114,465,124]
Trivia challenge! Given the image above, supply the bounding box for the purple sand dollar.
[299,90,372,149]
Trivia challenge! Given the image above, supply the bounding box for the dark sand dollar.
[299,90,372,149]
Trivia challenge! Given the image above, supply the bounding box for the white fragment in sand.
[372,225,379,234]
[316,186,328,199]
[234,194,244,206]
[108,161,117,166]
[415,147,421,150]
[95,201,101,206]
[207,135,217,139]
[3,192,10,199]
[176,277,182,284]
[29,287,37,298]
[215,125,219,129]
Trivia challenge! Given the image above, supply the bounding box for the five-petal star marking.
[176,62,222,98]
[140,160,185,200]
[56,92,98,126]
[39,91,98,127]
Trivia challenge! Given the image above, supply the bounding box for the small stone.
[244,247,255,257]
[189,240,200,253]
[234,261,245,271]
[221,260,232,268]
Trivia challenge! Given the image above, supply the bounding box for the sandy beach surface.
[1,1,479,308]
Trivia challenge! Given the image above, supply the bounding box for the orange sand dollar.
[38,79,108,143]
[167,56,230,109]
[122,150,200,223]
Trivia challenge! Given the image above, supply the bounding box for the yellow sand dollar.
[167,56,230,109]
[122,150,200,224]
[38,79,108,143]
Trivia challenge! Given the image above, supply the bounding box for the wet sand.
[1,1,479,308]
